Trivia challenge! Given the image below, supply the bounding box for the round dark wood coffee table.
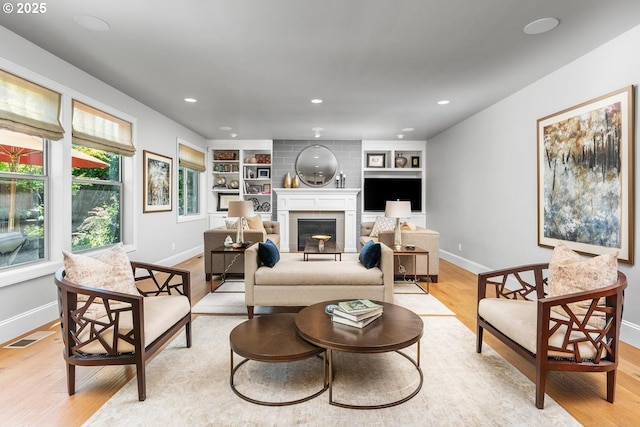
[295,300,424,409]
[229,313,328,406]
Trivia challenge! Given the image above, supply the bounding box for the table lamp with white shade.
[227,200,253,245]
[385,200,412,250]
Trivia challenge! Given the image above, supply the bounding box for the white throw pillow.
[225,218,249,230]
[63,243,138,296]
[369,216,396,237]
[548,242,618,328]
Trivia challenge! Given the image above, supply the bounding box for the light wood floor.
[1,254,639,426]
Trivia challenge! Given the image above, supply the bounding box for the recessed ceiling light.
[230,133,238,138]
[314,134,321,138]
[401,128,414,132]
[73,14,110,32]
[524,17,559,35]
[437,100,450,105]
[311,99,323,104]
[219,126,232,131]
[311,127,323,132]
[397,134,404,139]
[184,97,197,103]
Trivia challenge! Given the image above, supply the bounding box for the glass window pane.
[178,166,199,217]
[186,168,199,215]
[0,176,45,266]
[71,145,119,181]
[0,128,45,175]
[71,182,121,251]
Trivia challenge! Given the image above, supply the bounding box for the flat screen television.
[363,178,422,212]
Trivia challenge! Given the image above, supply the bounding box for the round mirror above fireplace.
[295,145,338,187]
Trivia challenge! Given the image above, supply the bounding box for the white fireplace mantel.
[274,188,360,252]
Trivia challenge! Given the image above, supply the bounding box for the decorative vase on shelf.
[284,172,292,188]
[395,153,408,168]
[292,175,300,188]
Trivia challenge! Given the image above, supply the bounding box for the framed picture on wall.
[537,85,635,263]
[143,150,172,213]
[367,153,385,168]
[217,193,240,211]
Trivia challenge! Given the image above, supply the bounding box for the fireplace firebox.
[297,219,336,251]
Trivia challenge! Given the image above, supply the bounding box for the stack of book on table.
[332,299,383,328]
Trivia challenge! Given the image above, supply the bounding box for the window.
[71,100,134,251]
[0,69,64,269]
[177,141,205,218]
[71,146,122,251]
[0,129,47,267]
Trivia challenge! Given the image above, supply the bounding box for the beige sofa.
[203,220,280,281]
[244,242,394,318]
[360,222,439,282]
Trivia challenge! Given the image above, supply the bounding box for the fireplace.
[297,219,336,250]
[274,188,360,253]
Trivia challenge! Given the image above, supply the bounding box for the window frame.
[176,138,205,223]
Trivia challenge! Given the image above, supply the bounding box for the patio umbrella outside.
[0,129,108,231]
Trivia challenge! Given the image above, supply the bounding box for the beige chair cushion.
[548,242,618,327]
[77,295,191,354]
[478,298,603,359]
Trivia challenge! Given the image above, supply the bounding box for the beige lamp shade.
[385,200,411,218]
[385,200,411,250]
[227,200,253,243]
[227,200,253,218]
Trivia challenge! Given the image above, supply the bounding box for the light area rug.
[192,283,454,316]
[83,316,580,427]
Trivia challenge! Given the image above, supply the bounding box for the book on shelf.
[332,312,382,329]
[338,299,382,315]
[332,306,383,322]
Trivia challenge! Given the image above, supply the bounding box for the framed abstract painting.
[143,150,173,213]
[537,86,634,263]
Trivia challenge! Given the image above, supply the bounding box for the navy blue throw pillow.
[359,240,381,269]
[258,239,280,268]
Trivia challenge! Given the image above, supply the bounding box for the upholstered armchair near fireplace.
[203,219,280,281]
[361,221,439,282]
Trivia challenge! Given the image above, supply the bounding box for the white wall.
[427,24,640,348]
[0,26,208,343]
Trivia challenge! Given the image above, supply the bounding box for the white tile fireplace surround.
[274,188,360,252]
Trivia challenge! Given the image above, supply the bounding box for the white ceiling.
[1,0,639,141]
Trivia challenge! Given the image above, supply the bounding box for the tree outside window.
[178,165,200,216]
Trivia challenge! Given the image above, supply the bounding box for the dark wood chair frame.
[54,261,192,401]
[476,262,626,409]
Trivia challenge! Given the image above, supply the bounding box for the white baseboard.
[155,245,204,268]
[0,301,58,345]
[439,250,640,350]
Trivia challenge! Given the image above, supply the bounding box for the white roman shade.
[0,69,64,141]
[72,100,135,156]
[178,143,206,172]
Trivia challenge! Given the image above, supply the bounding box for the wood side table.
[393,245,430,293]
[209,245,247,290]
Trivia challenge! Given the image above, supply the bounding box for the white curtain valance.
[178,143,206,172]
[72,100,135,157]
[0,69,64,141]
